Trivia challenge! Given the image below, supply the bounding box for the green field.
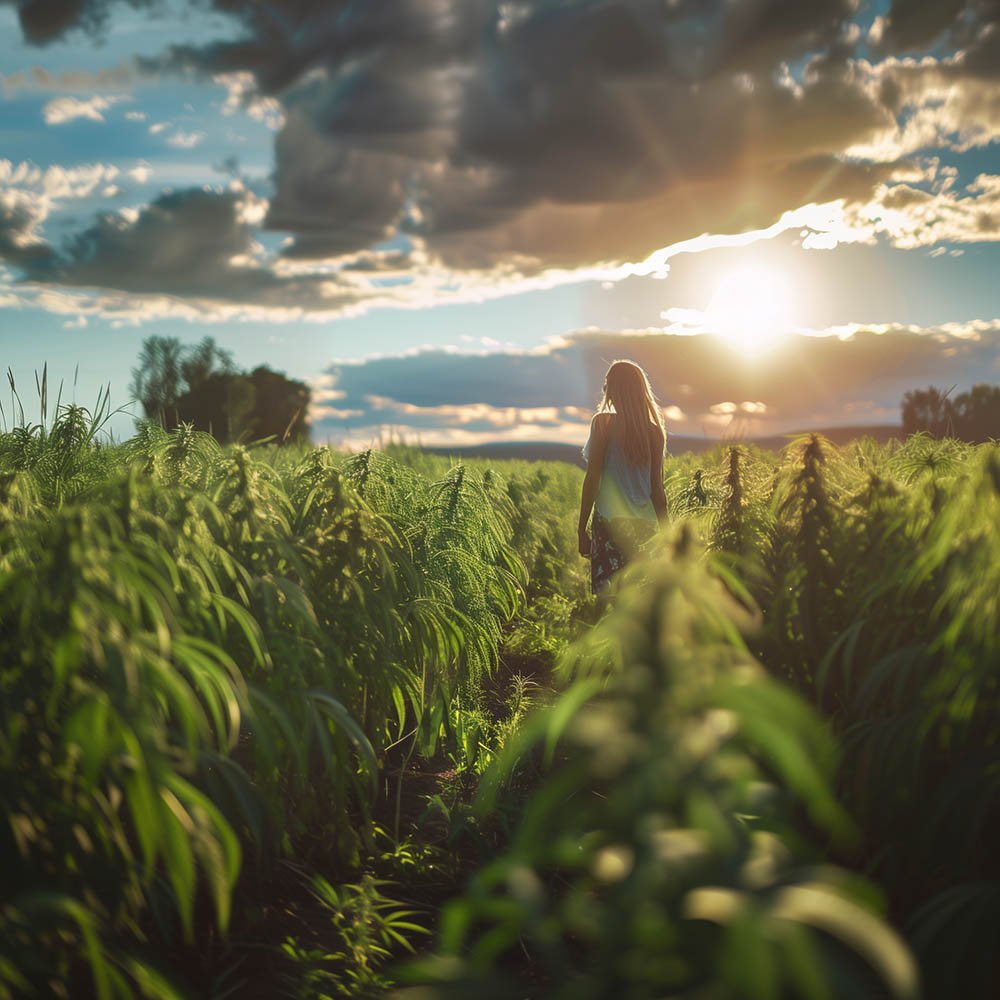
[2,402,998,998]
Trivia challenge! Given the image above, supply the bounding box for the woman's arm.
[578,414,609,556]
[650,426,668,525]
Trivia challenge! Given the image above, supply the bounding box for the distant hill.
[425,425,904,466]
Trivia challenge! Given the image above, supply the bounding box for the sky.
[1,0,998,447]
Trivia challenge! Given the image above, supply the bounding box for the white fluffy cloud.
[128,163,152,184]
[857,172,1000,247]
[0,159,119,200]
[214,72,285,130]
[42,94,121,125]
[0,160,123,262]
[849,53,1000,159]
[165,129,206,149]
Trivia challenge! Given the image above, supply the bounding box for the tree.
[131,336,310,444]
[174,372,256,444]
[950,384,1000,443]
[181,337,237,390]
[902,384,1000,442]
[901,386,954,438]
[129,336,185,423]
[246,366,310,444]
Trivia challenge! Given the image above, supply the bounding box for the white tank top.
[582,419,657,523]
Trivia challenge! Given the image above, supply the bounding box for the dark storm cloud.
[0,192,55,267]
[265,109,416,259]
[423,155,895,272]
[873,0,1000,92]
[1,0,159,45]
[10,0,999,280]
[273,0,888,267]
[877,0,1000,56]
[4,186,366,312]
[454,0,854,177]
[255,0,982,269]
[958,5,1000,77]
[138,0,487,96]
[314,324,1000,441]
[42,188,253,294]
[253,0,994,270]
[877,0,969,52]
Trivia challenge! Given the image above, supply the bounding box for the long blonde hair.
[598,359,666,465]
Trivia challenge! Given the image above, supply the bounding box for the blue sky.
[1,0,998,444]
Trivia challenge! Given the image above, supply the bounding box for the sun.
[704,266,793,356]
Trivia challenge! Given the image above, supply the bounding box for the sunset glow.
[0,0,996,444]
[704,267,792,357]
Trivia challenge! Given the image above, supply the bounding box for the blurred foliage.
[399,532,917,1000]
[0,377,525,997]
[129,336,310,444]
[2,370,999,998]
[398,432,1000,999]
[902,383,1000,443]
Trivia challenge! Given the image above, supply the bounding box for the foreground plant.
[400,531,919,1000]
[0,419,524,998]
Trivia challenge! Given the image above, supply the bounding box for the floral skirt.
[590,513,656,595]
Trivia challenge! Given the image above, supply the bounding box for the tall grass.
[3,391,998,997]
[663,435,1000,995]
[402,529,917,1000]
[0,398,525,996]
[403,432,1000,998]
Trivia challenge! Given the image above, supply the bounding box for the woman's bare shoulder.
[592,412,614,433]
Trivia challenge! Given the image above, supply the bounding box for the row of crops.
[1,400,998,998]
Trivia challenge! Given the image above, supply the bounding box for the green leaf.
[164,772,241,933]
[158,788,197,941]
[306,689,378,795]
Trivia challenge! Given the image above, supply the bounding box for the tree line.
[130,337,998,449]
[130,335,310,444]
[902,383,1000,443]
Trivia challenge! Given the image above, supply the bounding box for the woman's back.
[584,415,658,523]
[578,358,668,596]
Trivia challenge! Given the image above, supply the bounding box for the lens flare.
[704,267,792,356]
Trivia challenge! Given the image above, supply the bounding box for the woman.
[579,359,668,595]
